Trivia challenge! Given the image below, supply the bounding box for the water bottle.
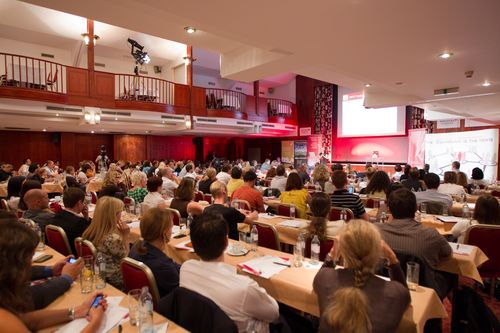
[380,211,388,224]
[298,230,306,258]
[85,193,92,205]
[311,235,320,265]
[94,252,106,289]
[139,286,154,333]
[460,192,466,204]
[34,224,45,251]
[340,209,347,221]
[187,213,193,230]
[250,225,258,252]
[462,203,471,219]
[289,206,296,219]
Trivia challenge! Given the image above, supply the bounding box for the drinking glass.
[420,203,427,219]
[293,244,303,267]
[80,256,94,294]
[238,231,247,251]
[128,289,142,326]
[179,218,187,234]
[406,261,420,291]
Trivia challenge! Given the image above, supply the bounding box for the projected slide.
[338,93,405,137]
[425,129,498,182]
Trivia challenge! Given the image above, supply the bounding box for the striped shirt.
[330,190,366,217]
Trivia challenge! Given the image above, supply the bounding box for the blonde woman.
[313,220,410,333]
[82,197,129,290]
[127,171,148,203]
[312,164,330,191]
[197,167,217,194]
[103,169,127,193]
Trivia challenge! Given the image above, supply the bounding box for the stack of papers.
[238,255,290,279]
[32,252,45,261]
[437,216,468,223]
[278,219,308,228]
[174,239,195,252]
[258,213,278,220]
[449,242,474,255]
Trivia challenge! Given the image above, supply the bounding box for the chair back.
[277,203,297,218]
[0,199,9,211]
[157,287,238,333]
[123,196,135,212]
[252,221,280,251]
[263,187,281,198]
[465,224,500,276]
[193,191,203,202]
[231,199,251,211]
[329,207,354,221]
[165,208,182,226]
[304,237,334,261]
[203,194,213,204]
[420,201,447,215]
[121,257,161,309]
[491,190,500,198]
[366,198,381,208]
[90,191,98,204]
[74,237,97,259]
[263,179,271,187]
[45,224,73,256]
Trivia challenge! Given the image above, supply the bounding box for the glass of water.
[406,261,419,291]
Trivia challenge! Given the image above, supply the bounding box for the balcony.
[0,52,297,128]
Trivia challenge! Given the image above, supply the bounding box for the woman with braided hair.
[313,220,410,333]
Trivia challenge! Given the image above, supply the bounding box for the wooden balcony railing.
[267,98,293,118]
[205,88,246,113]
[115,73,174,105]
[0,52,66,94]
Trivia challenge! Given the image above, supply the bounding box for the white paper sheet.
[437,216,469,223]
[449,242,474,255]
[239,255,289,279]
[32,251,45,261]
[174,239,195,252]
[128,221,141,229]
[278,219,308,228]
[258,213,278,219]
[56,304,128,333]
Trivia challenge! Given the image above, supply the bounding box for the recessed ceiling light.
[42,128,46,132]
[184,26,196,34]
[91,130,95,134]
[364,83,372,87]
[438,52,453,59]
[55,113,59,117]
[395,82,404,86]
[114,117,118,121]
[482,81,491,87]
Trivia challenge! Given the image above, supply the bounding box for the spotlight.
[128,38,150,65]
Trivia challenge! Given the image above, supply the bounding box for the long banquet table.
[0,181,64,197]
[36,246,188,333]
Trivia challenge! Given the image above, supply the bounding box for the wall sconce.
[81,33,100,46]
[183,56,196,65]
[184,115,192,129]
[83,107,102,125]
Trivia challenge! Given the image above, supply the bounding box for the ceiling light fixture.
[81,33,100,46]
[438,52,453,59]
[185,115,192,129]
[482,81,491,87]
[91,130,95,134]
[42,128,47,132]
[364,83,372,87]
[83,106,102,125]
[184,26,196,34]
[128,38,150,66]
[55,113,59,117]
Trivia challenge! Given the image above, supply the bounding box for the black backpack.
[451,286,500,333]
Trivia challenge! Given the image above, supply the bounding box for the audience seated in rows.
[270,165,287,193]
[216,164,232,185]
[198,168,217,195]
[129,207,180,298]
[6,175,25,210]
[279,173,310,219]
[82,196,129,290]
[330,171,367,220]
[313,219,410,333]
[127,171,148,204]
[297,164,311,185]
[401,167,424,192]
[415,173,453,211]
[308,192,345,239]
[170,177,204,218]
[22,189,54,231]
[180,213,280,332]
[438,171,466,197]
[227,167,244,197]
[160,167,179,197]
[143,176,165,208]
[365,170,391,200]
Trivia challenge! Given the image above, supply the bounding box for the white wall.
[193,73,253,95]
[173,64,186,84]
[0,37,73,66]
[261,78,296,103]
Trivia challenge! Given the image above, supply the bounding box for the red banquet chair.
[277,203,297,218]
[165,207,182,226]
[74,237,97,259]
[304,237,335,261]
[121,257,161,309]
[328,207,354,222]
[464,224,500,297]
[231,199,251,211]
[203,193,213,204]
[252,221,280,251]
[193,191,203,202]
[45,224,73,256]
[90,191,98,204]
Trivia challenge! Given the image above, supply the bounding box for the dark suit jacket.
[50,210,90,255]
[30,266,71,309]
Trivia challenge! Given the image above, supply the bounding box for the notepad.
[278,219,308,228]
[56,303,128,333]
[32,252,45,261]
[174,239,195,252]
[449,242,474,255]
[239,255,289,279]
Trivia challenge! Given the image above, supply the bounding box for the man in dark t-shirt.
[204,181,258,240]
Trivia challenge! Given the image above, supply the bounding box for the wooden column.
[86,19,95,97]
[253,81,260,115]
[187,45,194,129]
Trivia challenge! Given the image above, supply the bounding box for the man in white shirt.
[270,165,287,192]
[216,164,232,185]
[183,163,197,179]
[180,213,279,332]
[159,167,179,197]
[415,173,453,211]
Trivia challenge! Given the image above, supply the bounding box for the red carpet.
[442,278,500,332]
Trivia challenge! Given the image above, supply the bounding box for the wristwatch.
[68,307,75,321]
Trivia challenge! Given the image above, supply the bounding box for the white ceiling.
[18,0,500,123]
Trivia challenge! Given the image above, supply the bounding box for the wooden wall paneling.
[0,131,61,168]
[147,136,196,161]
[191,86,207,116]
[60,132,76,167]
[73,133,113,166]
[94,71,115,100]
[66,67,89,97]
[0,87,67,104]
[173,84,190,108]
[113,135,147,162]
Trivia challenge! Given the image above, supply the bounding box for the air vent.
[268,48,293,56]
[102,111,131,116]
[139,70,148,75]
[95,62,106,68]
[434,87,459,96]
[161,115,184,120]
[285,126,295,130]
[108,131,126,134]
[261,124,275,128]
[41,53,55,58]
[235,87,242,91]
[46,106,82,112]
[236,121,252,126]
[196,118,217,123]
[208,82,216,86]
[4,127,30,130]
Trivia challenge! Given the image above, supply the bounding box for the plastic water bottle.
[34,224,45,251]
[311,235,320,265]
[340,209,347,221]
[187,213,193,230]
[94,252,106,289]
[290,206,296,219]
[139,286,154,333]
[462,203,471,219]
[250,225,258,252]
[380,211,388,224]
